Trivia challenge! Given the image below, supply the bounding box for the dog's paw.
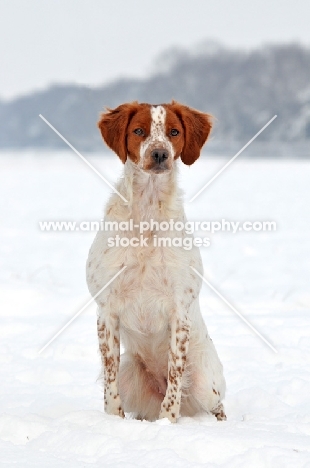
[212,402,227,421]
[105,394,125,418]
[159,407,177,423]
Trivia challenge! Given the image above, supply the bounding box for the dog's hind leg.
[119,353,164,421]
[211,402,227,421]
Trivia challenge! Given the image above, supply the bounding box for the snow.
[0,150,310,466]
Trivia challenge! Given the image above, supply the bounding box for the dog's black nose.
[151,149,168,164]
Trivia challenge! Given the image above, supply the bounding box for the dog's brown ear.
[98,102,139,163]
[170,101,213,166]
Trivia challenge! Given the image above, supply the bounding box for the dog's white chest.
[118,246,174,334]
[87,234,176,334]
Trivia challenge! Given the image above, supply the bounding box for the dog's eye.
[134,128,144,136]
[170,129,179,137]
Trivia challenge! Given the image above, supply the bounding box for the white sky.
[0,0,310,100]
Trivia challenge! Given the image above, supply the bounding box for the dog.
[86,101,226,423]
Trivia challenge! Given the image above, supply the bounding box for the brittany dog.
[86,101,226,423]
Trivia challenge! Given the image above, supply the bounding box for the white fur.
[140,106,174,163]
[86,110,226,423]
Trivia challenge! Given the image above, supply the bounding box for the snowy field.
[0,150,310,467]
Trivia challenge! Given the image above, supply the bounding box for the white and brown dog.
[86,101,226,423]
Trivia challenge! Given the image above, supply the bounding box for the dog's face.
[98,101,212,173]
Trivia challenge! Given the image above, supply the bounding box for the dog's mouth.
[148,164,171,174]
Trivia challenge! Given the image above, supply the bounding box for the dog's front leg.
[97,311,124,418]
[159,315,191,423]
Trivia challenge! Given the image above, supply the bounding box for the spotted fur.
[87,101,226,423]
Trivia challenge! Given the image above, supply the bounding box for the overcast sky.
[1,0,310,100]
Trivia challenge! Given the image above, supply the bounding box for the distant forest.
[1,42,310,151]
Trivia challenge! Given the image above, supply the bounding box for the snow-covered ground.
[0,150,309,467]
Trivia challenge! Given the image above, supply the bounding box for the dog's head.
[98,101,212,173]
